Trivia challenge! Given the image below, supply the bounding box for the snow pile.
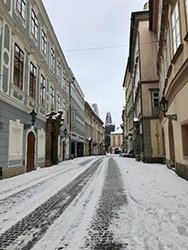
[112,156,188,250]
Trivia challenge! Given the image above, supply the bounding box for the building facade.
[123,8,163,163]
[0,0,84,178]
[110,131,123,154]
[85,102,104,156]
[68,72,85,158]
[151,0,188,180]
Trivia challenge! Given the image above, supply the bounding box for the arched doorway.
[27,131,35,172]
[168,120,175,167]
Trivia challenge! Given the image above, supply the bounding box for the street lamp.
[160,96,177,121]
[24,109,37,129]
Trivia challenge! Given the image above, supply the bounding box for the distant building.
[84,102,104,155]
[104,112,115,152]
[110,131,123,154]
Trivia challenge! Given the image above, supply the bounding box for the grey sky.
[42,0,148,127]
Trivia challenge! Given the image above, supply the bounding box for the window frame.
[152,91,160,108]
[56,59,61,80]
[41,29,47,55]
[50,48,55,72]
[56,93,61,111]
[16,0,26,20]
[50,86,55,111]
[185,0,188,26]
[14,44,24,90]
[29,62,37,99]
[31,9,38,40]
[40,74,46,106]
[171,1,181,54]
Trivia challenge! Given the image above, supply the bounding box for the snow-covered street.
[0,155,188,250]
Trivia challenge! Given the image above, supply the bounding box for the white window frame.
[50,48,55,72]
[16,0,26,20]
[41,29,47,55]
[171,1,181,54]
[56,93,61,111]
[50,86,55,111]
[56,59,61,80]
[31,9,38,40]
[40,74,46,106]
[185,0,188,28]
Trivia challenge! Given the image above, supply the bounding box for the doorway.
[168,120,175,167]
[26,131,35,172]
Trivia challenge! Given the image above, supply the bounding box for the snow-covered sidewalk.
[112,156,188,250]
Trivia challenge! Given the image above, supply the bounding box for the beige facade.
[110,132,123,154]
[85,102,104,155]
[151,0,188,180]
[123,10,162,162]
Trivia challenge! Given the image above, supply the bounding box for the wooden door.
[27,132,35,172]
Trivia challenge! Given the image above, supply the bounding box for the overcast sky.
[42,0,148,127]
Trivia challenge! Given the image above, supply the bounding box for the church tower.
[104,112,115,152]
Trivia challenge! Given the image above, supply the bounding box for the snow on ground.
[33,157,108,250]
[0,156,97,234]
[112,156,188,250]
[0,155,188,249]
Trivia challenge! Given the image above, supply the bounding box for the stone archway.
[26,131,35,172]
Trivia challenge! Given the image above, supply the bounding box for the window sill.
[171,44,184,64]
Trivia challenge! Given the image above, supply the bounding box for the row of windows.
[15,0,62,80]
[13,43,62,112]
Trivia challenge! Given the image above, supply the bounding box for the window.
[29,62,37,99]
[152,91,159,108]
[57,60,61,79]
[56,93,60,111]
[16,0,26,19]
[41,29,47,55]
[50,48,55,72]
[14,44,24,90]
[50,86,54,111]
[40,75,46,106]
[185,0,188,25]
[31,9,38,40]
[171,2,181,53]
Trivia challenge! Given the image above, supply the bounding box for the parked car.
[119,150,134,158]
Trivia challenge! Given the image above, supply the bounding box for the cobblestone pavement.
[0,158,93,215]
[84,157,128,250]
[0,159,102,250]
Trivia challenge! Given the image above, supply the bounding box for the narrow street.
[0,156,188,250]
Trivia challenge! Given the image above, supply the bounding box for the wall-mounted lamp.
[160,96,177,121]
[24,109,37,129]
